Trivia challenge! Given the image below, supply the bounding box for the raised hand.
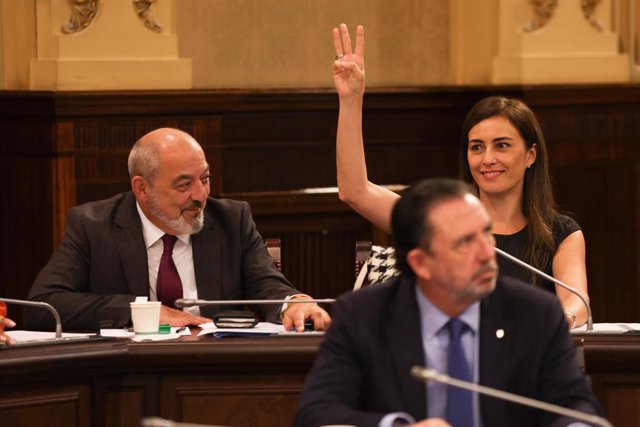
[332,23,365,100]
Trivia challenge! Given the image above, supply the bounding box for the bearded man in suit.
[27,128,330,332]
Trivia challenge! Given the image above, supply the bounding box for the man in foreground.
[296,178,602,426]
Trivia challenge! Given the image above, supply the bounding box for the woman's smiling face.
[466,115,536,198]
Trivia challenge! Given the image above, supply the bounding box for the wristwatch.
[279,294,311,319]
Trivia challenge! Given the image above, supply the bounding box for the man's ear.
[131,176,150,201]
[406,248,432,281]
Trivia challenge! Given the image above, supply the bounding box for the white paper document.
[571,323,640,333]
[197,321,325,338]
[100,327,192,342]
[5,330,95,343]
[198,321,286,338]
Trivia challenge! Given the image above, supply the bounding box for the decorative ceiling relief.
[133,0,163,33]
[582,0,604,31]
[524,0,558,32]
[525,0,603,33]
[61,0,101,34]
[61,0,164,35]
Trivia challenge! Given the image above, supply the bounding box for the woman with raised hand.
[332,23,589,328]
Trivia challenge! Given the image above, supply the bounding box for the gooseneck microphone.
[494,247,593,332]
[410,366,612,427]
[0,297,63,339]
[174,298,336,308]
[141,416,225,427]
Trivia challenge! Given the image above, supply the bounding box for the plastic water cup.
[130,301,161,334]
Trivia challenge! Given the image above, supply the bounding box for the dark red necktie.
[156,234,183,308]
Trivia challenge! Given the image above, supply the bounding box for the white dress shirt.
[379,285,481,427]
[415,286,481,426]
[136,203,201,316]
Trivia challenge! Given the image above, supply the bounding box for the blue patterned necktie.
[446,317,473,427]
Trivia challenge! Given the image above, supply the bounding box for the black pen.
[176,326,188,333]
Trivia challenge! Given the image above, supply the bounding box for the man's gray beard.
[149,193,204,235]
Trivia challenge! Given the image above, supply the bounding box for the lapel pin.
[496,329,505,339]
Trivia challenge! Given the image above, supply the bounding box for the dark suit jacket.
[295,275,602,427]
[26,192,298,331]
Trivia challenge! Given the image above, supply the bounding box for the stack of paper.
[571,323,640,333]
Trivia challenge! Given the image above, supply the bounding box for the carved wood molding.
[133,0,163,33]
[582,0,604,31]
[524,0,604,32]
[61,0,163,34]
[524,0,557,32]
[61,0,101,34]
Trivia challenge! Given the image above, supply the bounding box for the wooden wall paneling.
[513,88,640,323]
[599,380,640,427]
[552,159,640,322]
[3,87,640,324]
[532,98,640,317]
[588,370,640,427]
[550,157,640,319]
[53,120,78,205]
[362,107,462,186]
[103,388,145,427]
[93,374,159,427]
[219,110,339,192]
[163,376,302,427]
[0,384,92,427]
[0,107,58,325]
[580,333,640,427]
[0,157,55,305]
[237,190,373,299]
[71,116,223,205]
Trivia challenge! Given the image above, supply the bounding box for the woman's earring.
[527,163,532,168]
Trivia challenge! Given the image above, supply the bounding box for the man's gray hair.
[128,139,160,183]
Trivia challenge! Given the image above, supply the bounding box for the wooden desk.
[0,333,321,427]
[1,332,639,427]
[574,333,640,427]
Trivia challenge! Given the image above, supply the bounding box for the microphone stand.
[0,297,63,339]
[141,416,228,427]
[494,247,593,332]
[174,298,336,308]
[411,366,612,427]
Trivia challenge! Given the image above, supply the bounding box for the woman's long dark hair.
[458,96,557,284]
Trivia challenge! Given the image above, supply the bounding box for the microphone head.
[410,366,423,380]
[410,366,441,383]
[174,299,191,308]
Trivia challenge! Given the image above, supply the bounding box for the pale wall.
[176,0,451,88]
[450,0,499,85]
[0,0,451,90]
[0,0,36,89]
[0,0,631,90]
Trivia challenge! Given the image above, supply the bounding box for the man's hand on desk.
[160,305,211,327]
[281,296,332,332]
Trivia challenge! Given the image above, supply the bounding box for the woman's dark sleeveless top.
[493,214,580,293]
